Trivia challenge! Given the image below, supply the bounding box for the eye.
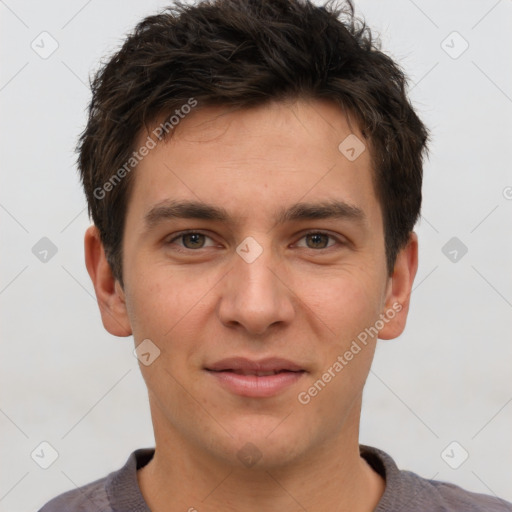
[166,230,343,253]
[295,231,340,250]
[167,231,217,251]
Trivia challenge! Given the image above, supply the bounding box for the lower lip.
[206,370,305,398]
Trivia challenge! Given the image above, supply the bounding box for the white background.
[1,1,511,510]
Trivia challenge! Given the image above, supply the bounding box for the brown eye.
[167,231,216,251]
[305,233,330,249]
[181,233,206,249]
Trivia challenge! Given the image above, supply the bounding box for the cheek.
[293,264,385,342]
[124,255,186,331]
[299,272,382,414]
[125,264,214,367]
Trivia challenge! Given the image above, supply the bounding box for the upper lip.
[205,357,305,373]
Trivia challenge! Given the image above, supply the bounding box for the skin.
[85,98,418,512]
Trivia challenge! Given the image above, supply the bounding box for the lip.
[204,357,306,398]
[205,357,305,373]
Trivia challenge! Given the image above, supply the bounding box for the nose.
[217,239,295,336]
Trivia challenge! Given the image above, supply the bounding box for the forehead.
[127,99,380,230]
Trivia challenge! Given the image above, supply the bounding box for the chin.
[213,417,309,470]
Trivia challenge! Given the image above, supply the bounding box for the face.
[86,98,417,469]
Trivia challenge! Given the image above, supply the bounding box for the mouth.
[204,357,306,398]
[205,356,305,373]
[210,369,304,376]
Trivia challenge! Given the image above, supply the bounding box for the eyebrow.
[144,198,366,230]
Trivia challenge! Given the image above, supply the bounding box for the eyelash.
[166,230,344,253]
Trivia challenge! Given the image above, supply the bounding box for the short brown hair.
[77,0,429,287]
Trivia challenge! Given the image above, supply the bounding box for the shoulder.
[402,469,512,511]
[37,476,110,512]
[360,445,512,512]
[37,448,153,512]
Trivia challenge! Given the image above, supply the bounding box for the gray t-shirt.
[38,445,512,511]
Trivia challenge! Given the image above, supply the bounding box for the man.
[39,0,512,510]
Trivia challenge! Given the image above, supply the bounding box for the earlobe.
[378,232,419,340]
[84,224,132,337]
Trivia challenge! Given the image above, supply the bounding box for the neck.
[137,399,385,512]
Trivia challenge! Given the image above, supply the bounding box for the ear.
[84,224,132,337]
[378,232,418,340]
